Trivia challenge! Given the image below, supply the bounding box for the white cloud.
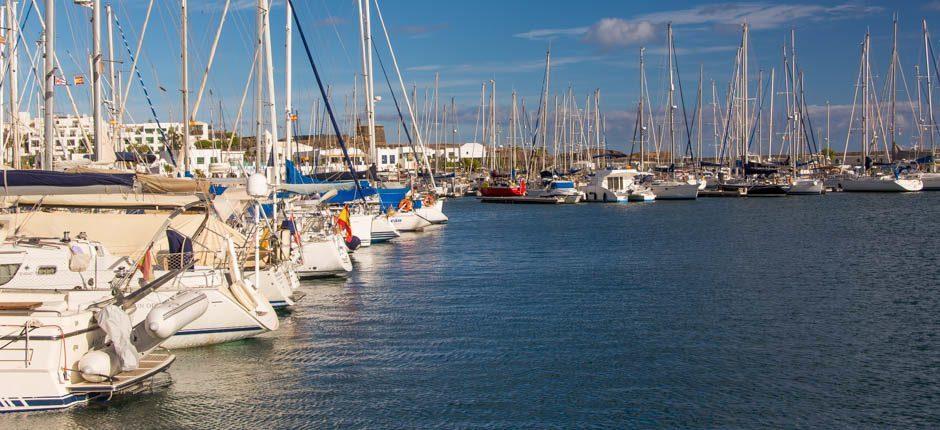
[514,27,588,41]
[515,2,883,47]
[582,19,657,49]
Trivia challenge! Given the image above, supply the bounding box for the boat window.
[0,264,20,285]
[38,266,57,275]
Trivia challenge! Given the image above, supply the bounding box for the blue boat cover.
[0,169,135,188]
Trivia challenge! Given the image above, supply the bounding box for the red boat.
[480,179,526,197]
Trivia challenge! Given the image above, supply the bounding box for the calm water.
[5,194,940,428]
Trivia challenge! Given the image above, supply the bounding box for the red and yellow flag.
[336,205,352,241]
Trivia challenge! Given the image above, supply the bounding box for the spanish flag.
[336,205,353,241]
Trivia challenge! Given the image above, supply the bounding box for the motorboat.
[787,178,826,195]
[579,169,655,202]
[529,179,585,203]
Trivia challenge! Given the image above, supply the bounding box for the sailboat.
[841,30,923,192]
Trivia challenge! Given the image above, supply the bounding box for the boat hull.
[371,214,400,243]
[841,178,924,192]
[650,182,699,200]
[295,235,353,277]
[788,179,825,195]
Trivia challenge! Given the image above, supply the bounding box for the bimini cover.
[166,229,194,270]
[377,187,409,211]
[284,160,376,202]
[96,305,139,372]
[0,169,134,196]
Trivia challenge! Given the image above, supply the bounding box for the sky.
[16,0,940,155]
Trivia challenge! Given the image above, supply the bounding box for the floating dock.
[699,189,748,198]
[478,196,564,204]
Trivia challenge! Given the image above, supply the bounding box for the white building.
[121,121,211,152]
[19,114,212,158]
[190,148,246,177]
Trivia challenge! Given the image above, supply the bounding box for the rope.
[112,12,177,167]
[286,0,364,200]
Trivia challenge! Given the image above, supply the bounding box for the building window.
[196,157,205,164]
[382,155,388,164]
[210,157,218,163]
[390,155,396,163]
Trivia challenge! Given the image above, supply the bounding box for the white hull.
[295,234,353,277]
[388,211,433,231]
[371,214,400,243]
[415,200,449,224]
[254,263,299,308]
[0,296,103,412]
[788,179,825,195]
[579,185,630,202]
[650,182,699,200]
[841,177,923,192]
[350,214,373,246]
[919,173,940,190]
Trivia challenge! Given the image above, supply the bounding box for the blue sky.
[18,1,940,153]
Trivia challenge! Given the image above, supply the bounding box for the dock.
[478,196,565,204]
[699,189,748,198]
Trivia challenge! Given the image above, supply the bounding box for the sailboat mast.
[7,0,19,168]
[92,0,103,161]
[285,0,293,165]
[890,15,898,150]
[254,0,264,172]
[106,4,118,150]
[42,0,54,170]
[540,46,551,173]
[863,31,871,162]
[924,19,935,152]
[357,0,376,165]
[639,48,646,169]
[181,0,190,173]
[667,23,676,170]
[263,0,279,186]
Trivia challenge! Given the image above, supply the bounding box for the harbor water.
[6,194,939,428]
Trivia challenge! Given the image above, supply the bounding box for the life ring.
[398,198,413,212]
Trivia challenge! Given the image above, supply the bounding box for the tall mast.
[254,0,264,173]
[106,4,118,150]
[263,0,278,186]
[889,15,898,150]
[357,0,376,165]
[863,31,870,162]
[539,46,551,172]
[7,0,19,168]
[42,0,54,169]
[181,0,189,173]
[768,67,774,165]
[742,23,749,166]
[639,47,646,169]
[697,64,704,164]
[666,23,676,169]
[284,0,292,163]
[92,0,103,161]
[924,19,935,152]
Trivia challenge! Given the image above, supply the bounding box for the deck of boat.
[69,353,176,394]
